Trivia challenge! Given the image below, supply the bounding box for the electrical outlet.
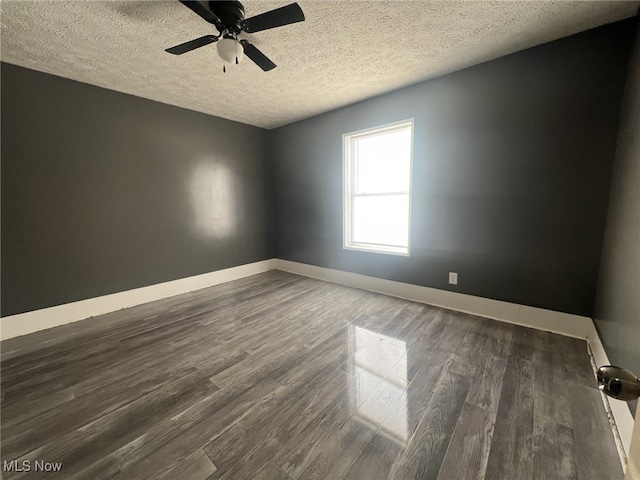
[449,272,458,285]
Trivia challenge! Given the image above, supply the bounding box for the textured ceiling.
[1,1,638,129]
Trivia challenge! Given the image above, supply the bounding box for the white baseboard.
[0,259,276,341]
[588,336,635,464]
[1,257,597,342]
[275,259,595,340]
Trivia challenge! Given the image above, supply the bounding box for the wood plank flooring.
[0,271,622,479]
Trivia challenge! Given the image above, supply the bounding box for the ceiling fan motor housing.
[209,1,246,33]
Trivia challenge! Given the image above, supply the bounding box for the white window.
[343,119,413,256]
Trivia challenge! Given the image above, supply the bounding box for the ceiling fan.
[165,1,305,72]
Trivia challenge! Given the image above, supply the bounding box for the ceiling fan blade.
[179,1,224,31]
[241,3,305,33]
[165,34,218,55]
[240,40,276,71]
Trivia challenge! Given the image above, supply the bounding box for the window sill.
[343,243,409,256]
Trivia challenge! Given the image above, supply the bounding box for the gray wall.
[271,19,635,317]
[1,63,273,317]
[593,16,640,391]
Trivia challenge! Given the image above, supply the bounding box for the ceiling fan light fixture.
[217,37,244,64]
[167,1,305,71]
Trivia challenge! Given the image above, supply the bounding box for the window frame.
[343,118,414,256]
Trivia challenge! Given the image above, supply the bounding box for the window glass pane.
[353,195,409,247]
[356,129,411,193]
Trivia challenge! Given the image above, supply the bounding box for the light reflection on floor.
[347,325,409,444]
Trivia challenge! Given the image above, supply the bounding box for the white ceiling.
[1,1,638,129]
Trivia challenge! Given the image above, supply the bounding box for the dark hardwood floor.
[0,271,622,479]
